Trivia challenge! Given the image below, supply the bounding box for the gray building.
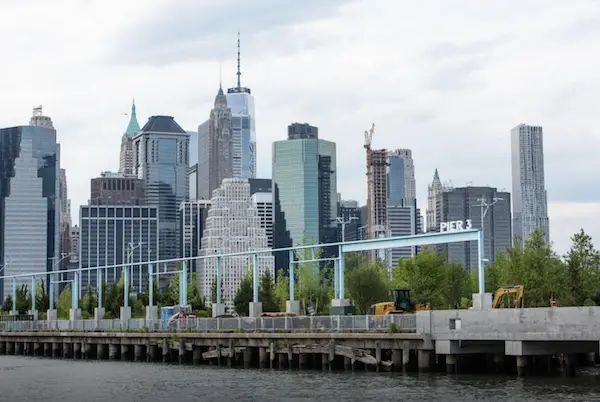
[207,85,234,199]
[187,130,198,200]
[196,121,209,200]
[79,205,159,293]
[272,123,337,249]
[511,124,549,246]
[0,116,60,302]
[179,200,210,274]
[90,172,145,206]
[338,200,362,242]
[133,116,189,263]
[387,199,421,268]
[440,187,511,271]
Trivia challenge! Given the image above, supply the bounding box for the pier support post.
[179,339,185,365]
[585,352,596,366]
[562,355,576,377]
[52,342,60,358]
[375,342,381,372]
[6,342,14,355]
[321,353,329,371]
[109,344,119,360]
[418,350,431,371]
[243,347,252,369]
[15,342,23,355]
[299,353,308,369]
[228,339,233,367]
[446,354,458,374]
[392,349,402,372]
[344,356,352,371]
[97,344,105,359]
[43,342,50,357]
[193,347,202,365]
[402,346,410,371]
[278,353,286,369]
[493,353,504,373]
[148,344,157,362]
[63,343,72,358]
[259,347,268,369]
[33,342,41,356]
[516,356,528,377]
[134,345,144,361]
[121,344,129,361]
[0,341,5,355]
[73,342,81,359]
[161,339,168,363]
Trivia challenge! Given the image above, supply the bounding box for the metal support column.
[216,257,222,304]
[11,279,16,315]
[148,264,154,307]
[49,272,54,310]
[97,269,103,309]
[288,250,295,302]
[338,246,345,299]
[334,259,339,299]
[253,253,259,304]
[31,276,36,313]
[181,261,188,306]
[123,267,129,309]
[72,271,79,310]
[478,230,485,294]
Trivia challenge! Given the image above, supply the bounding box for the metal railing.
[0,314,416,333]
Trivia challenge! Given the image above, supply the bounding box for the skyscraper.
[119,100,141,176]
[0,108,60,301]
[510,124,549,246]
[207,85,234,197]
[90,172,146,206]
[179,199,211,274]
[199,178,273,309]
[426,169,447,232]
[272,123,337,248]
[187,130,198,200]
[387,149,416,201]
[440,186,511,271]
[196,120,210,200]
[133,116,189,262]
[226,32,256,179]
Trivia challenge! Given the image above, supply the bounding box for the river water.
[1,356,600,401]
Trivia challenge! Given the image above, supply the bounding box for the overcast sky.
[1,0,599,255]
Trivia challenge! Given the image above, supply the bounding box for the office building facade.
[179,200,211,274]
[207,86,234,198]
[133,116,189,262]
[79,205,159,292]
[338,200,362,242]
[387,199,421,268]
[440,186,511,271]
[90,172,145,206]
[272,123,337,248]
[196,121,210,200]
[199,179,273,309]
[511,124,550,246]
[0,118,60,301]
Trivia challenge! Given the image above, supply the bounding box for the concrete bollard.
[73,342,81,359]
[109,344,119,360]
[243,348,252,369]
[121,345,129,361]
[134,345,144,361]
[259,347,268,369]
[52,343,60,358]
[193,347,202,365]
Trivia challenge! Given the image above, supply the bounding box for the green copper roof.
[125,99,141,137]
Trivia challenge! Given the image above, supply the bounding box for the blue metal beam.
[340,229,480,252]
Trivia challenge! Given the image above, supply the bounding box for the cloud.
[0,0,599,257]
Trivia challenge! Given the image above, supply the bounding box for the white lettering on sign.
[440,219,473,232]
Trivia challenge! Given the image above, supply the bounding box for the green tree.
[274,268,289,312]
[442,261,471,309]
[35,280,50,312]
[81,285,97,315]
[210,275,224,305]
[188,272,206,310]
[345,259,389,314]
[15,284,31,314]
[259,271,279,312]
[293,236,333,315]
[392,246,446,308]
[57,284,72,319]
[233,272,253,316]
[564,229,600,306]
[2,295,12,312]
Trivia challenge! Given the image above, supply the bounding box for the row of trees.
[3,229,598,317]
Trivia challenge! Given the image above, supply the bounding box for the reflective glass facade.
[133,116,189,263]
[272,134,337,248]
[226,92,256,179]
[80,205,158,292]
[0,126,59,302]
[387,156,405,202]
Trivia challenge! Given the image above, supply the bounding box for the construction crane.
[364,123,375,261]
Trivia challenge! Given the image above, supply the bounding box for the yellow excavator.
[369,288,431,315]
[492,285,524,308]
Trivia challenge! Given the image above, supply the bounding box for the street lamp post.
[126,242,144,295]
[474,196,503,269]
[335,216,358,242]
[48,253,73,311]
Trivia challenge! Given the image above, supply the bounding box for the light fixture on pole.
[127,242,145,293]
[473,196,503,268]
[335,216,358,242]
[48,252,73,309]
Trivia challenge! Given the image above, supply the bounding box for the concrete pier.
[73,342,81,359]
[259,347,268,368]
[193,347,202,365]
[516,356,528,377]
[134,345,144,361]
[446,355,458,374]
[121,344,129,361]
[52,342,60,358]
[63,343,72,358]
[418,350,431,371]
[243,347,252,369]
[97,344,105,359]
[15,342,23,355]
[43,342,50,357]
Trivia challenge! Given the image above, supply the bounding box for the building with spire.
[207,84,234,198]
[426,169,443,232]
[119,100,141,176]
[226,32,256,179]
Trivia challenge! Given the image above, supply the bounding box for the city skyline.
[0,1,599,254]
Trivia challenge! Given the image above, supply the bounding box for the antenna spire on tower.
[236,30,241,89]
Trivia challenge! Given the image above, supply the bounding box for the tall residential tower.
[510,124,549,246]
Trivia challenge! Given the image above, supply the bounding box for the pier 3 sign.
[440,219,473,232]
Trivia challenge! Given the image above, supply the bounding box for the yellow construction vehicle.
[369,288,431,315]
[492,285,524,308]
